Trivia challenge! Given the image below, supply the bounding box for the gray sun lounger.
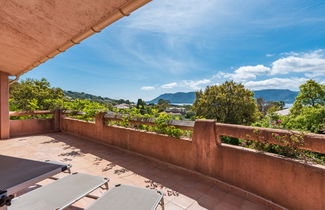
[0,155,71,195]
[86,184,165,210]
[9,173,109,210]
[0,155,71,207]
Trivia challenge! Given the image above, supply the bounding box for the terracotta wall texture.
[59,116,325,210]
[8,113,325,209]
[10,118,55,137]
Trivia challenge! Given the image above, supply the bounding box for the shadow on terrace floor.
[0,133,270,210]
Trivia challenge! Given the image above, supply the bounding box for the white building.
[275,108,290,116]
[114,103,130,109]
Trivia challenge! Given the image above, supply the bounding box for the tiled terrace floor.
[0,133,270,210]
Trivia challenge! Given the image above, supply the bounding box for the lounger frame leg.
[160,197,165,210]
[85,194,100,199]
[67,167,72,174]
[85,181,109,200]
[99,179,109,190]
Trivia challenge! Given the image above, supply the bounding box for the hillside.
[149,89,299,104]
[64,90,131,104]
[149,92,196,104]
[253,89,299,103]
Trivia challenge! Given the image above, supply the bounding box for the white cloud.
[181,79,211,90]
[225,65,271,82]
[159,79,211,90]
[271,50,325,75]
[161,82,178,89]
[305,71,325,78]
[215,49,325,84]
[126,0,218,35]
[146,49,325,93]
[244,77,308,90]
[128,0,325,36]
[124,44,195,75]
[140,86,155,91]
[234,65,271,75]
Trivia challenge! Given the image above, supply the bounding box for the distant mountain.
[149,89,299,104]
[64,90,131,104]
[149,92,196,104]
[253,89,299,103]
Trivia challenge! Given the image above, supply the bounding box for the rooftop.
[0,133,269,210]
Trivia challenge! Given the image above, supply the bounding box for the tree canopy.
[291,80,325,115]
[10,78,64,111]
[256,97,285,115]
[136,99,146,109]
[157,99,170,112]
[254,80,325,134]
[193,81,259,125]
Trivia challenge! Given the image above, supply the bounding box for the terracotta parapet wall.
[216,144,325,210]
[9,112,325,209]
[61,117,96,140]
[8,112,325,208]
[215,122,325,154]
[60,116,325,210]
[10,118,55,137]
[9,110,60,137]
[9,110,54,116]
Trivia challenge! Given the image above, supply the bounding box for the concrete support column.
[53,109,61,131]
[192,119,217,175]
[0,72,9,139]
[95,112,105,140]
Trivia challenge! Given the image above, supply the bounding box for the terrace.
[0,133,267,210]
[0,1,325,209]
[1,111,324,209]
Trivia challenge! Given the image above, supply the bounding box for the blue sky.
[23,0,325,101]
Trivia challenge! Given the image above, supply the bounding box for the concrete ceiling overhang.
[0,0,151,76]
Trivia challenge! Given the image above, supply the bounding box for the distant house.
[275,108,290,116]
[165,107,186,114]
[114,103,130,109]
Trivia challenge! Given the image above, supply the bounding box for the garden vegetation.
[9,78,324,164]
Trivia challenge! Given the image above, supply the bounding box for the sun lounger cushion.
[86,184,163,210]
[0,155,70,194]
[9,173,108,210]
